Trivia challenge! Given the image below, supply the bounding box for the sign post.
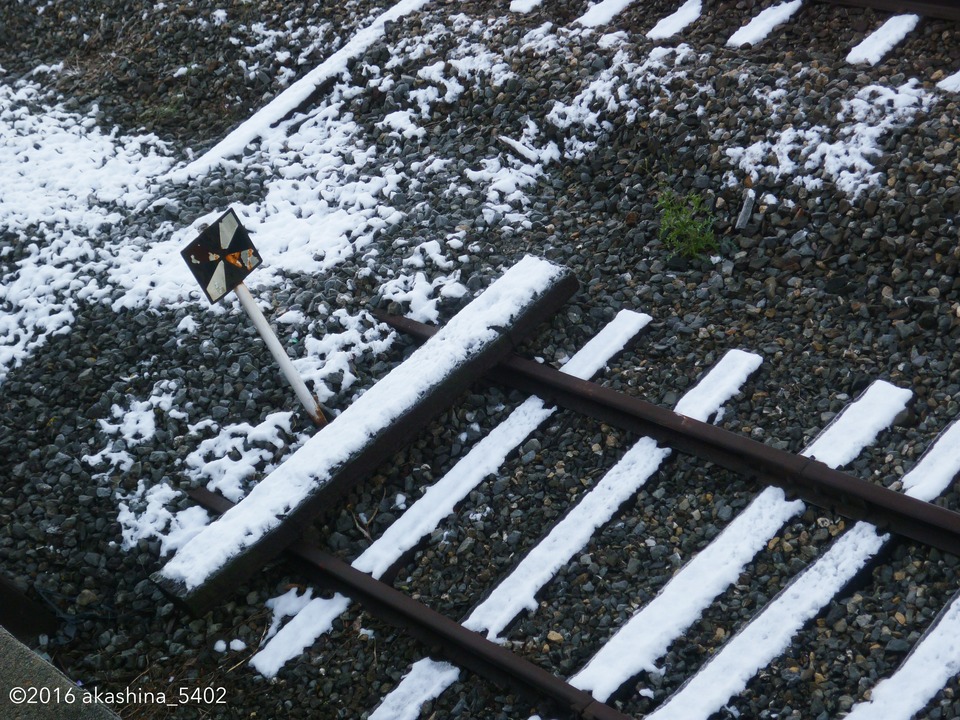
[181,208,327,426]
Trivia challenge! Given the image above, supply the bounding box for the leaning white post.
[234,282,325,426]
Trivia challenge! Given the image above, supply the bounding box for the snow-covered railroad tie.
[153,256,578,611]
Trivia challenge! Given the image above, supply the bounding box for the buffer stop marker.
[181,208,327,426]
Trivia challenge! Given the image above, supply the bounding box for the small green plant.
[655,188,717,259]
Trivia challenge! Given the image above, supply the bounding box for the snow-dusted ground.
[0,67,174,383]
[2,0,953,387]
[3,0,960,716]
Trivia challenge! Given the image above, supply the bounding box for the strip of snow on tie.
[847,15,920,66]
[726,1,804,48]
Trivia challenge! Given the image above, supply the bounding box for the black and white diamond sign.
[181,209,262,303]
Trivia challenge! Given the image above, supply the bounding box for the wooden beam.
[153,257,577,613]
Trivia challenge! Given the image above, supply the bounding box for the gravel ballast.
[1,1,960,719]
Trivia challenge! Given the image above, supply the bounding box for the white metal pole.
[234,282,326,426]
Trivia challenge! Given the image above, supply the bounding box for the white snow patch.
[803,380,911,468]
[252,592,351,676]
[293,309,395,403]
[116,481,211,555]
[598,31,628,49]
[547,44,697,158]
[378,237,468,323]
[82,380,184,474]
[726,1,803,48]
[184,411,301,503]
[725,80,933,197]
[462,119,559,233]
[847,14,920,66]
[519,23,561,55]
[938,68,960,92]
[416,61,464,104]
[379,109,426,140]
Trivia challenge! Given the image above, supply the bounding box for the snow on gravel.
[730,418,960,720]
[109,13,534,318]
[170,0,431,180]
[0,67,175,382]
[843,587,960,720]
[725,79,934,198]
[3,12,942,389]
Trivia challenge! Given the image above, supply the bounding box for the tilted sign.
[181,208,262,304]
[179,207,325,426]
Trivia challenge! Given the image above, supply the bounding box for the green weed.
[655,188,717,259]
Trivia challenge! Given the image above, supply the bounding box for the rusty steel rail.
[376,312,960,558]
[818,0,960,21]
[189,487,631,720]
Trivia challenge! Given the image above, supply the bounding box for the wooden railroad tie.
[153,256,578,613]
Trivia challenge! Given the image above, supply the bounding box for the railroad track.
[151,256,960,720]
[3,0,960,718]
